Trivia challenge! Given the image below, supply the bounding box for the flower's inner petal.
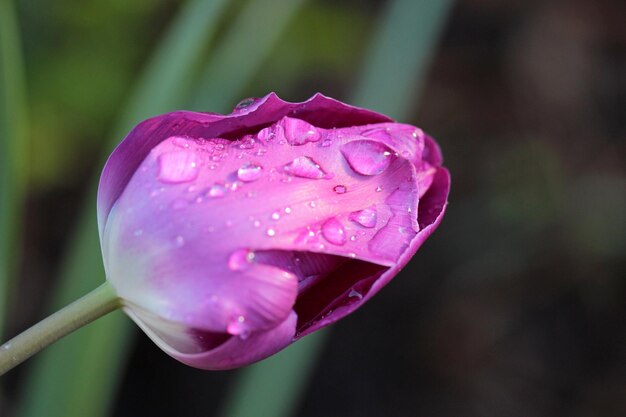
[252,250,387,335]
[418,168,449,230]
[253,250,347,293]
[222,262,299,336]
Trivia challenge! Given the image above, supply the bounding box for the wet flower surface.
[98,93,450,370]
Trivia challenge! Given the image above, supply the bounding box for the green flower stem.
[0,282,120,376]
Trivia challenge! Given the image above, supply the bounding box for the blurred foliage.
[0,0,29,339]
[1,0,625,416]
[252,2,370,100]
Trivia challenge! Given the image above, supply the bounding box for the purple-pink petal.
[98,92,449,370]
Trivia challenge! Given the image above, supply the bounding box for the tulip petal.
[126,307,298,370]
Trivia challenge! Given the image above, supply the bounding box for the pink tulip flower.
[97,93,450,370]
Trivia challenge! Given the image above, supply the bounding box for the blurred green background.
[1,0,624,416]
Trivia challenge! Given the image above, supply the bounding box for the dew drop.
[253,220,261,228]
[376,186,384,192]
[237,163,263,182]
[233,97,256,111]
[266,228,276,237]
[257,125,276,142]
[228,249,254,271]
[229,181,243,191]
[349,208,377,228]
[238,136,256,149]
[333,185,347,194]
[284,206,292,214]
[207,183,227,198]
[271,212,281,220]
[281,117,321,145]
[340,140,394,176]
[171,136,191,148]
[157,151,199,183]
[227,315,250,339]
[283,156,326,179]
[321,217,347,245]
[348,289,363,299]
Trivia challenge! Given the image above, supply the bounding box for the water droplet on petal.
[348,289,363,299]
[281,117,321,145]
[158,151,199,183]
[229,181,243,191]
[340,140,394,175]
[238,136,256,149]
[237,163,263,182]
[333,185,347,194]
[284,207,292,214]
[376,186,384,192]
[227,315,250,339]
[321,218,347,245]
[228,249,255,271]
[266,228,276,237]
[257,126,275,142]
[283,156,326,179]
[207,183,227,198]
[171,136,191,148]
[271,212,281,220]
[233,97,257,111]
[349,208,377,228]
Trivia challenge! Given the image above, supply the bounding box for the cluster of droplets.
[156,123,416,269]
[237,163,263,182]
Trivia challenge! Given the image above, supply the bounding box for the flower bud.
[97,93,450,369]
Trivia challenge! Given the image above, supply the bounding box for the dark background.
[3,0,625,416]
